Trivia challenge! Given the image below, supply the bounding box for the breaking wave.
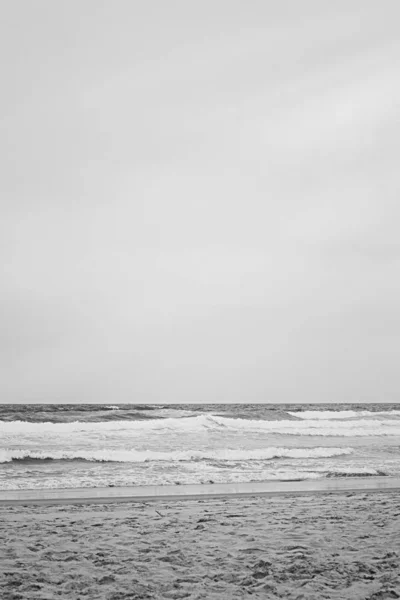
[290,410,400,420]
[0,446,353,464]
[1,413,400,436]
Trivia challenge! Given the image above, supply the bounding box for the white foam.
[207,415,400,436]
[3,474,399,494]
[146,408,199,419]
[0,446,353,464]
[326,466,385,476]
[0,414,211,434]
[1,413,400,437]
[289,410,400,420]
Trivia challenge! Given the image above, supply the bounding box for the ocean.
[1,403,399,491]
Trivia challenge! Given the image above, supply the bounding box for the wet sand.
[1,491,400,599]
[2,476,400,505]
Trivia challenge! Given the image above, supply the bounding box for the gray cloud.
[1,1,399,403]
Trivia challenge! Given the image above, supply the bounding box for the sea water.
[1,403,399,490]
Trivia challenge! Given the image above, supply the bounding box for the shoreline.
[1,475,400,506]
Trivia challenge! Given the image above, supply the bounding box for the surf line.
[1,477,400,506]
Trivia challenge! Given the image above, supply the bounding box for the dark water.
[0,402,398,422]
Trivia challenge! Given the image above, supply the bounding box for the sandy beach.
[1,490,399,600]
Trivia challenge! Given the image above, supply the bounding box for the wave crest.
[1,413,400,437]
[289,410,400,420]
[0,446,353,464]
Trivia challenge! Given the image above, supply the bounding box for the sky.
[1,1,399,404]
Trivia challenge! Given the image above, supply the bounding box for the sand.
[1,491,400,599]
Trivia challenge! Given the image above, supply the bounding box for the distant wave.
[0,446,353,464]
[289,410,400,420]
[1,414,400,436]
[0,410,161,424]
[207,415,400,436]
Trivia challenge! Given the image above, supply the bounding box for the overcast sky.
[1,1,399,404]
